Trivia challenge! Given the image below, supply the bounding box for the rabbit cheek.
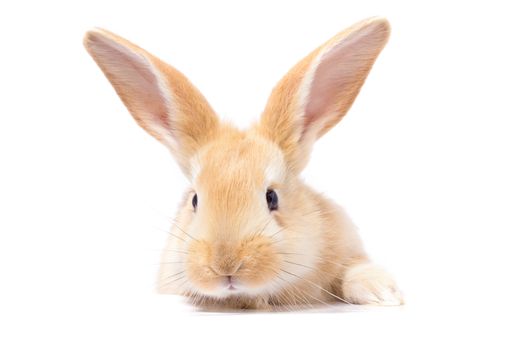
[236,235,280,289]
[185,240,223,292]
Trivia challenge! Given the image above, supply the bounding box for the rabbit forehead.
[192,133,286,190]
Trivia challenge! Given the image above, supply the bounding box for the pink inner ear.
[303,24,384,133]
[88,34,171,131]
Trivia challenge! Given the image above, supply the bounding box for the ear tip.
[359,17,390,32]
[373,17,391,34]
[338,17,390,49]
[83,27,118,51]
[364,17,391,39]
[367,16,391,27]
[83,28,105,50]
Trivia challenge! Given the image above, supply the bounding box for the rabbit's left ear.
[257,18,390,173]
[84,29,219,177]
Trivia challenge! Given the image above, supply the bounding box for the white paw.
[343,262,403,306]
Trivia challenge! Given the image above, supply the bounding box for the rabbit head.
[84,18,390,302]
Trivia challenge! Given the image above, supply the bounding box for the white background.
[1,0,524,349]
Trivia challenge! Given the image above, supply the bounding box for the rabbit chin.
[190,277,278,300]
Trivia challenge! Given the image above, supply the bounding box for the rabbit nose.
[209,243,243,275]
[210,257,242,276]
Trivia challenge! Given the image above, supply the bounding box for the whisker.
[274,275,310,309]
[312,256,349,269]
[269,226,286,239]
[278,252,350,269]
[274,274,336,310]
[275,283,297,311]
[156,227,187,243]
[297,289,335,309]
[301,207,338,217]
[153,270,182,289]
[176,279,190,291]
[166,277,190,295]
[161,249,189,254]
[171,220,198,242]
[195,291,206,306]
[158,270,185,281]
[268,267,314,311]
[282,260,344,281]
[280,268,350,304]
[268,232,299,247]
[269,236,292,246]
[158,274,186,290]
[244,218,273,243]
[257,217,273,236]
[280,295,297,312]
[291,287,332,309]
[300,209,323,217]
[269,228,305,244]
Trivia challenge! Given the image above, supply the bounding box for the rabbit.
[84,17,403,310]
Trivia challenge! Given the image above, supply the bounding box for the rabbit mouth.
[225,276,239,291]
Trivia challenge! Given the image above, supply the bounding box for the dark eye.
[192,193,198,211]
[266,189,278,211]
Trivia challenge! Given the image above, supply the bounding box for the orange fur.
[84,17,402,310]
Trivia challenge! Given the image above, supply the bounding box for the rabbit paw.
[342,262,403,306]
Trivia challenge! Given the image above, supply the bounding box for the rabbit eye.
[266,189,278,211]
[192,193,198,210]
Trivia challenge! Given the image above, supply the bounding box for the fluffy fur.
[84,17,403,310]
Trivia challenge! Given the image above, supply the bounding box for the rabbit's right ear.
[84,29,219,177]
